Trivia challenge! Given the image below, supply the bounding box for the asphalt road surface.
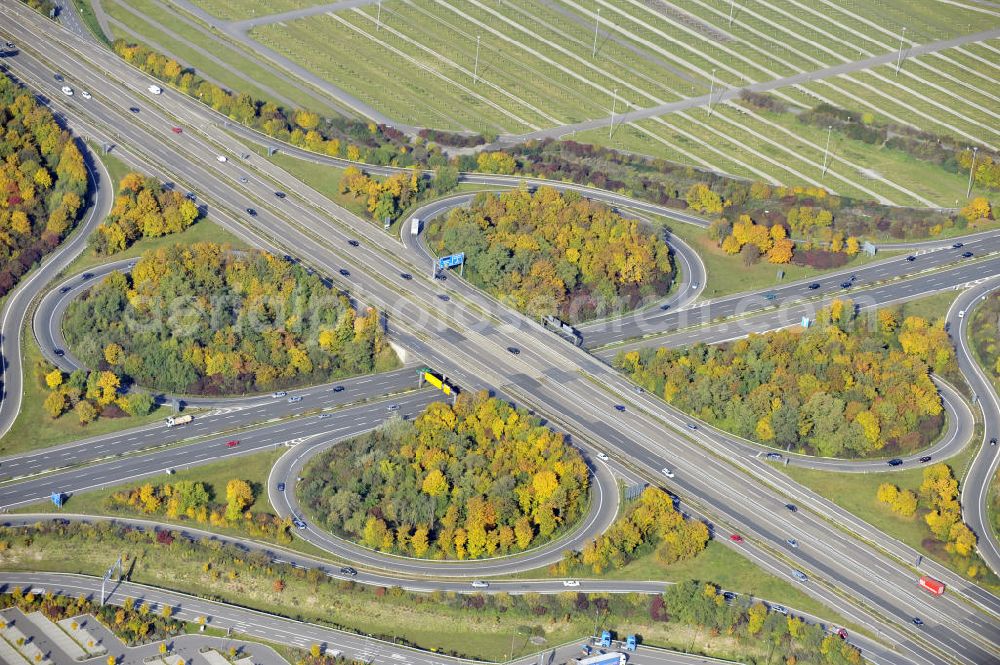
[0,390,437,510]
[0,149,113,441]
[0,529,898,665]
[950,277,1000,577]
[3,10,999,664]
[266,422,621,577]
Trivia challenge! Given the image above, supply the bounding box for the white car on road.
[60,86,73,96]
[661,467,675,478]
[562,580,580,587]
[471,580,489,588]
[217,155,228,163]
[81,91,92,99]
[596,452,609,462]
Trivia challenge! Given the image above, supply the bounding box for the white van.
[148,84,162,95]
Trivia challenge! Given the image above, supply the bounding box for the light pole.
[707,68,717,116]
[967,146,978,197]
[473,35,481,84]
[592,8,601,58]
[376,1,381,31]
[822,125,832,176]
[895,27,906,75]
[609,87,618,138]
[729,0,736,26]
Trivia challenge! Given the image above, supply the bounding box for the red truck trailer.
[918,576,945,596]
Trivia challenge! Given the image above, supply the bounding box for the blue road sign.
[51,492,63,508]
[437,253,465,270]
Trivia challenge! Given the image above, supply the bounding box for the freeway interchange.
[1,4,1000,665]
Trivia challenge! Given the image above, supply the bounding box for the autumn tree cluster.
[876,482,918,517]
[4,518,861,665]
[340,166,424,221]
[969,293,1000,391]
[920,464,978,560]
[0,72,88,300]
[39,361,154,425]
[616,302,953,458]
[110,39,445,169]
[63,243,397,395]
[4,584,182,647]
[428,187,672,322]
[299,392,590,559]
[568,487,708,574]
[661,582,863,665]
[105,478,294,543]
[708,211,861,266]
[93,172,201,254]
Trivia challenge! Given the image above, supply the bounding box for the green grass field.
[660,216,895,299]
[781,442,999,589]
[3,522,846,662]
[0,328,166,457]
[186,0,322,22]
[103,0,340,115]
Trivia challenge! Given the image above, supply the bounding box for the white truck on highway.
[165,414,193,427]
[148,84,162,95]
[411,217,420,236]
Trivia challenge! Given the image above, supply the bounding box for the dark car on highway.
[887,458,903,466]
[348,240,360,247]
[129,106,140,113]
[785,503,797,512]
[919,456,932,463]
[840,281,852,289]
[277,482,285,492]
[952,242,963,249]
[507,347,520,355]
[340,566,358,577]
[246,208,257,217]
[338,268,350,277]
[332,385,344,392]
[906,255,916,262]
[400,273,412,280]
[53,348,65,356]
[962,251,973,258]
[82,273,93,280]
[808,283,821,290]
[274,191,286,198]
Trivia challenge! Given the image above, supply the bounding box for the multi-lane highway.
[950,278,1000,576]
[0,390,436,510]
[0,571,774,665]
[1,6,999,665]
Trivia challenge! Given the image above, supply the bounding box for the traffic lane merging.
[5,19,992,652]
[0,391,437,509]
[518,377,999,661]
[267,405,622,577]
[951,281,1000,577]
[597,255,1000,350]
[0,368,422,478]
[591,253,1000,347]
[33,257,136,372]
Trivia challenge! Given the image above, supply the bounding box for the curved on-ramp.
[266,413,622,578]
[0,145,113,440]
